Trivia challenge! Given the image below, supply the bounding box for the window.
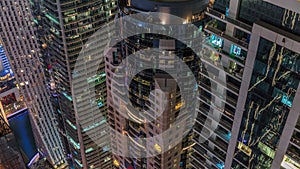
[230,44,241,56]
[210,34,223,48]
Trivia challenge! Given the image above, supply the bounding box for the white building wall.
[0,0,66,166]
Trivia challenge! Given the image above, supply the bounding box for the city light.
[0,0,299,169]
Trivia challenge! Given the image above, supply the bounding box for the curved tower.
[106,0,209,168]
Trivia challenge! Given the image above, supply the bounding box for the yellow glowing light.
[113,159,120,167]
[42,43,47,49]
[181,143,196,152]
[175,102,184,110]
[237,142,252,156]
[0,73,10,81]
[154,143,162,153]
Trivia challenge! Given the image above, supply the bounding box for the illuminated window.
[230,44,241,56]
[210,35,223,48]
[258,142,275,159]
[154,144,162,153]
[113,159,120,167]
[237,142,252,156]
[281,155,300,169]
[281,94,293,107]
[216,162,224,169]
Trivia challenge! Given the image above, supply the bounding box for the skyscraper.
[191,0,300,169]
[0,0,66,167]
[0,0,298,169]
[34,0,118,168]
[105,0,209,168]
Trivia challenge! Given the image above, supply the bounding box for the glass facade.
[282,114,300,168]
[212,0,230,13]
[0,0,299,169]
[238,0,300,35]
[106,1,209,168]
[233,38,300,168]
[204,0,300,168]
[107,28,201,169]
[36,0,118,168]
[0,0,66,166]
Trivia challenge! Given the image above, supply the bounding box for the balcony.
[193,131,227,162]
[202,49,244,81]
[286,144,300,161]
[191,154,207,169]
[61,0,101,12]
[43,3,58,14]
[205,8,252,33]
[128,121,142,137]
[197,106,232,135]
[231,159,248,169]
[211,133,229,151]
[191,159,206,169]
[219,117,232,131]
[233,153,250,168]
[199,86,237,109]
[291,136,300,148]
[203,40,246,66]
[60,0,74,5]
[199,69,240,95]
[198,96,226,115]
[205,19,249,51]
[296,119,300,131]
[286,148,300,165]
[209,156,225,169]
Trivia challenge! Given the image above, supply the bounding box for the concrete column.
[225,0,239,51]
[228,0,240,19]
[225,24,235,37]
[224,25,261,169]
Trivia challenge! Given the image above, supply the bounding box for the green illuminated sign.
[45,13,60,25]
[258,142,275,159]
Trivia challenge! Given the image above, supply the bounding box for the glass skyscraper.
[34,0,118,168]
[105,0,209,168]
[192,0,300,169]
[0,0,299,169]
[0,0,66,167]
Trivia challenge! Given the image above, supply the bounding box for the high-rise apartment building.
[191,0,300,169]
[0,0,298,169]
[0,0,66,167]
[34,0,118,168]
[105,0,209,168]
